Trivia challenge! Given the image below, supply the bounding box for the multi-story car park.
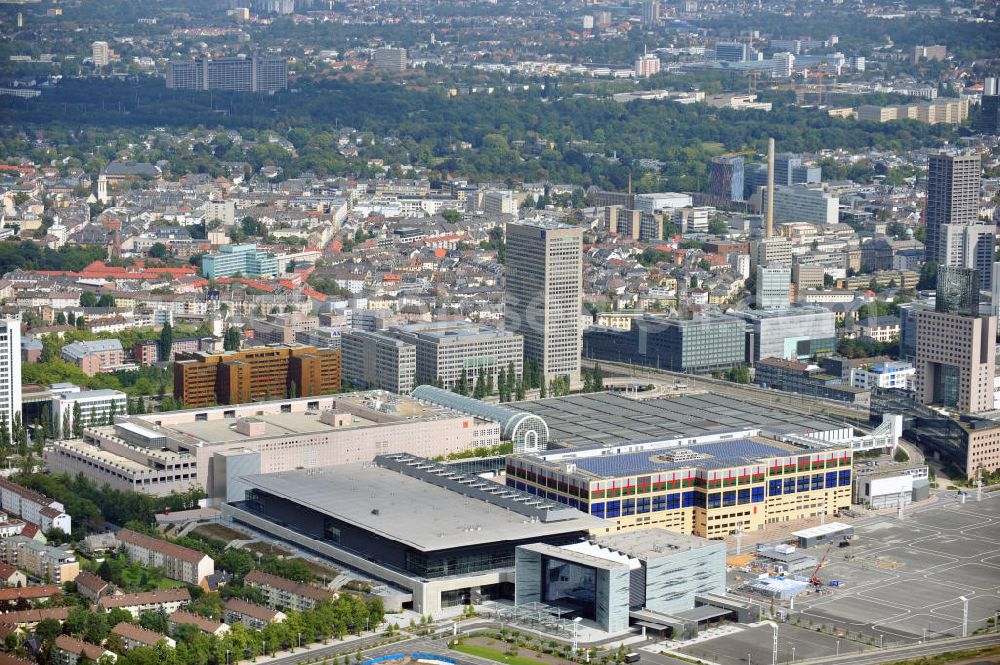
[507,434,854,539]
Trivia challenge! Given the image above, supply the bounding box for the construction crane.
[808,543,834,588]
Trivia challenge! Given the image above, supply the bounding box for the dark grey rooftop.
[512,393,844,448]
[240,462,605,552]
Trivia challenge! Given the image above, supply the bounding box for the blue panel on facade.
[811,474,824,490]
[591,503,605,518]
[622,499,635,516]
[797,476,810,492]
[667,493,681,510]
[784,478,796,494]
[516,482,526,491]
[689,491,702,508]
[769,479,782,496]
[723,491,736,507]
[636,497,650,514]
[653,496,666,511]
[751,486,764,502]
[606,500,621,518]
[826,471,838,488]
[707,493,721,509]
[839,470,851,486]
[737,489,751,505]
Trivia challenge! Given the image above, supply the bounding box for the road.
[800,633,1000,664]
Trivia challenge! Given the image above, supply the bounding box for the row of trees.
[15,472,206,539]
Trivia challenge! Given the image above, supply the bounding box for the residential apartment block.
[244,570,335,611]
[98,588,192,618]
[115,529,214,585]
[0,536,79,582]
[223,598,286,630]
[0,478,71,533]
[59,339,125,376]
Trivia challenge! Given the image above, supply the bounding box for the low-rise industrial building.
[852,461,929,509]
[515,530,727,633]
[45,392,499,501]
[223,454,607,614]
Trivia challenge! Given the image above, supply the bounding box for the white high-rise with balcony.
[0,320,21,437]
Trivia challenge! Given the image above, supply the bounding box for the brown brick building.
[174,344,341,408]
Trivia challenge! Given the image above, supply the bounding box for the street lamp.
[764,621,778,665]
[835,640,839,657]
[791,646,795,663]
[960,597,969,638]
[571,617,583,657]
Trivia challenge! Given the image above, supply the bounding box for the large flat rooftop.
[240,463,605,552]
[513,393,845,448]
[544,438,799,479]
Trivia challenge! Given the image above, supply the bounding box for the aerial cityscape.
[0,1,998,665]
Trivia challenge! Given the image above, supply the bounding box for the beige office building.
[914,310,996,413]
[505,221,583,385]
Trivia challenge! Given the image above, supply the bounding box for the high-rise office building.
[505,221,583,386]
[166,55,288,93]
[714,42,748,62]
[341,330,416,394]
[174,345,341,408]
[392,322,524,391]
[710,155,744,202]
[935,266,980,316]
[0,320,21,438]
[913,267,994,413]
[373,48,407,72]
[755,266,791,309]
[92,41,110,67]
[939,224,996,291]
[641,0,660,27]
[924,152,982,266]
[772,52,794,78]
[977,78,1000,136]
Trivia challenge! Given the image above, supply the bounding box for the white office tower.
[505,221,583,387]
[92,41,110,67]
[0,320,21,436]
[773,52,794,78]
[756,265,791,309]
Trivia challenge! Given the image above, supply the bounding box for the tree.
[454,368,468,396]
[35,618,61,644]
[539,379,547,399]
[159,322,173,361]
[288,381,297,399]
[497,367,508,402]
[593,363,604,391]
[224,326,241,352]
[708,217,727,235]
[55,312,66,325]
[441,209,461,224]
[97,294,116,308]
[72,402,84,438]
[80,292,98,307]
